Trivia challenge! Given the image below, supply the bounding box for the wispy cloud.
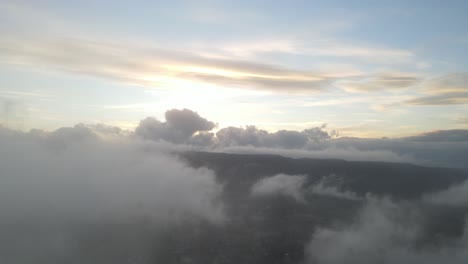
[0,34,428,95]
[0,90,55,101]
[338,72,422,92]
[200,37,417,64]
[0,36,345,93]
[403,73,468,105]
[301,39,416,63]
[406,92,468,105]
[456,116,468,124]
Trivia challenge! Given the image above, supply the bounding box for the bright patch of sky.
[1,0,467,137]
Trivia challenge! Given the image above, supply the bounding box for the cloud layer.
[129,108,468,168]
[1,118,468,263]
[0,124,225,262]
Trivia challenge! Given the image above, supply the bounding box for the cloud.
[339,72,421,92]
[0,125,225,222]
[210,132,468,169]
[179,72,333,93]
[213,145,414,164]
[306,198,419,264]
[129,109,468,168]
[165,108,216,134]
[0,25,425,95]
[215,124,332,149]
[302,40,415,63]
[135,115,333,150]
[406,91,468,105]
[456,116,468,124]
[215,125,268,147]
[0,125,225,262]
[130,109,427,167]
[423,179,468,206]
[306,197,468,264]
[404,130,468,142]
[307,175,360,200]
[404,73,468,105]
[5,106,468,170]
[135,108,215,144]
[330,136,468,168]
[1,109,468,263]
[214,37,416,65]
[251,174,307,202]
[0,36,337,93]
[424,72,468,93]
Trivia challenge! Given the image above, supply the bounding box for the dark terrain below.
[148,151,468,264]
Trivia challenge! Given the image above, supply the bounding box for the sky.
[1,0,468,137]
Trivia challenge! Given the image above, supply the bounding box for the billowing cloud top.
[123,108,468,169]
[135,108,215,144]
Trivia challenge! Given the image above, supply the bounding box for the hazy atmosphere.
[1,1,468,264]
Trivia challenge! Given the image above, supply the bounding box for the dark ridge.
[181,151,468,199]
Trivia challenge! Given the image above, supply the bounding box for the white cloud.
[251,174,307,202]
[423,179,468,206]
[306,197,468,264]
[0,123,228,262]
[0,125,225,223]
[215,145,413,164]
[308,175,360,200]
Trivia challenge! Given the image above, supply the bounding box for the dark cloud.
[187,131,216,146]
[331,136,468,168]
[210,132,468,169]
[215,125,330,149]
[404,129,468,142]
[165,108,215,136]
[131,108,468,168]
[304,125,334,142]
[215,125,267,147]
[212,145,412,164]
[135,108,215,144]
[269,130,309,148]
[133,112,332,149]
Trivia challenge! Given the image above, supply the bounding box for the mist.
[0,125,224,263]
[1,113,468,263]
[306,197,468,264]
